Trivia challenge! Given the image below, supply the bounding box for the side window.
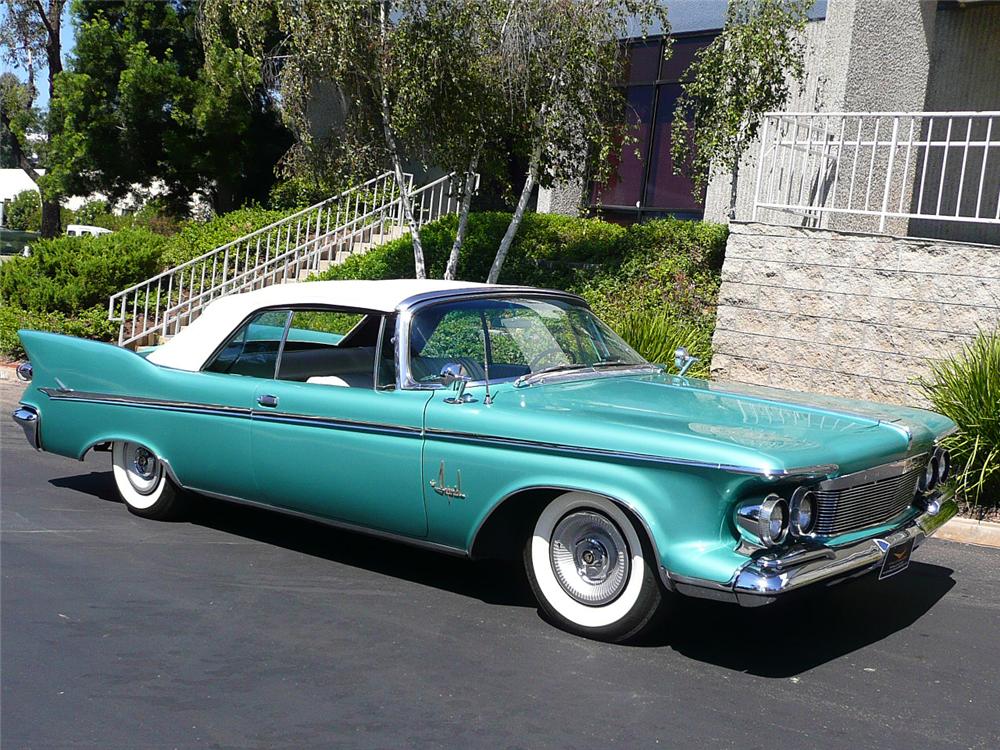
[276,309,381,387]
[376,315,397,390]
[205,310,290,378]
[411,308,487,382]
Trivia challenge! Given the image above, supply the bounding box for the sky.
[1,1,76,109]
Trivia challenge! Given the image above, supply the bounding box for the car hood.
[480,372,954,477]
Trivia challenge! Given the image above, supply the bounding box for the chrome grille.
[813,465,922,535]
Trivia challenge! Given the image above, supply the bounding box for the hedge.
[0,207,289,358]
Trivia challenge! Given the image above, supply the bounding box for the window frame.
[398,292,615,391]
[200,304,392,390]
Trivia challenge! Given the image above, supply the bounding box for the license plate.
[879,538,915,580]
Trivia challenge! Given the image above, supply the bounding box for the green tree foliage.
[0,0,67,237]
[671,0,810,216]
[3,189,41,231]
[46,0,292,215]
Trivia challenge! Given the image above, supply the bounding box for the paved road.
[3,382,999,750]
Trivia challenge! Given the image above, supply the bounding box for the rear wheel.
[524,492,664,642]
[111,441,187,520]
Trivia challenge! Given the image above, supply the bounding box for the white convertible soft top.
[146,279,501,371]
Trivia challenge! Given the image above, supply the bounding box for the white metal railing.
[752,111,1000,233]
[109,171,475,346]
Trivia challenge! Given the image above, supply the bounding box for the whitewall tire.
[111,441,187,520]
[524,492,664,642]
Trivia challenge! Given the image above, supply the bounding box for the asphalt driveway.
[2,382,999,749]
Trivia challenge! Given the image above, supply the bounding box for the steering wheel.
[528,346,572,371]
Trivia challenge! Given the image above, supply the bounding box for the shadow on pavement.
[50,471,121,503]
[50,469,956,675]
[638,559,955,677]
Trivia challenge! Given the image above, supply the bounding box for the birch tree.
[484,0,669,283]
[670,0,810,218]
[204,0,479,279]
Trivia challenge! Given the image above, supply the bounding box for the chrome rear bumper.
[12,405,40,450]
[672,494,958,607]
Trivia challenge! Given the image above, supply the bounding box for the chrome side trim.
[251,411,422,439]
[816,453,927,491]
[39,389,421,439]
[38,387,833,478]
[424,427,837,478]
[40,388,253,419]
[12,405,41,450]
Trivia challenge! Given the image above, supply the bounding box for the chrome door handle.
[257,394,279,408]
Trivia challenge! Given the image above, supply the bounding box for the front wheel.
[111,441,188,520]
[524,492,664,642]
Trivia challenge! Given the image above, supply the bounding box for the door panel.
[151,370,261,500]
[250,381,432,537]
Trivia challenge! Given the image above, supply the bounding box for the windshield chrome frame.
[394,288,624,391]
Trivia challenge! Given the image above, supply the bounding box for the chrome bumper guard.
[673,494,958,607]
[12,405,40,450]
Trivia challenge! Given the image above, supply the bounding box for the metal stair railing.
[109,171,408,346]
[109,170,475,346]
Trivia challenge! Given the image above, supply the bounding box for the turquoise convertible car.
[13,280,957,642]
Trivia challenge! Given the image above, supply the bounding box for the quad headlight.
[918,447,951,493]
[736,494,789,547]
[790,487,817,536]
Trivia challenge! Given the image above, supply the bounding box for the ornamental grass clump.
[919,327,1000,511]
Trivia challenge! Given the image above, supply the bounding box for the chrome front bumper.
[672,494,958,607]
[12,405,40,450]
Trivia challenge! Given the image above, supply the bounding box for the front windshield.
[407,296,651,385]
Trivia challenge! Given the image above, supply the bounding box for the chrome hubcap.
[125,443,160,495]
[549,511,630,606]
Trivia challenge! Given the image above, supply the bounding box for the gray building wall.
[711,222,1000,406]
[706,1,1000,247]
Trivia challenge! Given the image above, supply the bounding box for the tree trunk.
[38,0,64,238]
[728,162,740,220]
[487,146,541,284]
[39,200,61,237]
[379,1,426,278]
[444,155,479,281]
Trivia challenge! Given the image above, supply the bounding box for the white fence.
[752,111,1000,234]
[109,171,474,346]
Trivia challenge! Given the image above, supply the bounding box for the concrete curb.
[936,517,1000,549]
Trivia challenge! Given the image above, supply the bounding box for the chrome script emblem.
[429,460,466,500]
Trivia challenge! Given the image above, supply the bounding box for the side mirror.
[674,347,699,377]
[439,362,470,389]
[440,363,474,404]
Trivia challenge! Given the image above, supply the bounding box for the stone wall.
[710,222,1000,406]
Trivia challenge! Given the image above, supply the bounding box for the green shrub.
[919,327,1000,510]
[0,229,166,314]
[0,304,117,359]
[4,190,41,231]
[614,310,712,378]
[159,207,286,267]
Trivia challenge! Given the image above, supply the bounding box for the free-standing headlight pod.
[919,451,941,493]
[933,446,951,484]
[736,494,789,547]
[789,487,817,536]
